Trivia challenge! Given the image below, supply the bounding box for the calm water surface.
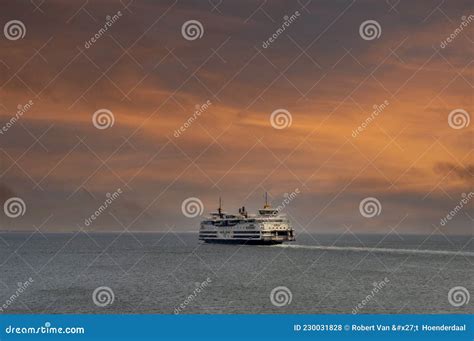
[0,233,472,314]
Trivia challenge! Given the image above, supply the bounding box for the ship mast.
[264,192,270,209]
[218,196,223,217]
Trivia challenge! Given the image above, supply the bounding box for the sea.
[0,232,472,314]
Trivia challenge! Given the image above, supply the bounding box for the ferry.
[199,194,295,244]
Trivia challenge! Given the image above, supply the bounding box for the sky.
[0,0,472,234]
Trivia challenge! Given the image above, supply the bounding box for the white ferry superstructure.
[199,194,295,244]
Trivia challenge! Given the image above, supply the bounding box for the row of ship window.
[202,220,284,225]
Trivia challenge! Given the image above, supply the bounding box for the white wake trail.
[272,244,474,257]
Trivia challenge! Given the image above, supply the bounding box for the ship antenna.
[264,192,270,209]
[218,196,222,216]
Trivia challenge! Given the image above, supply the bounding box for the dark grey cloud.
[0,0,472,234]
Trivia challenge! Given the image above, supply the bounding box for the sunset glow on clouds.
[0,0,472,234]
